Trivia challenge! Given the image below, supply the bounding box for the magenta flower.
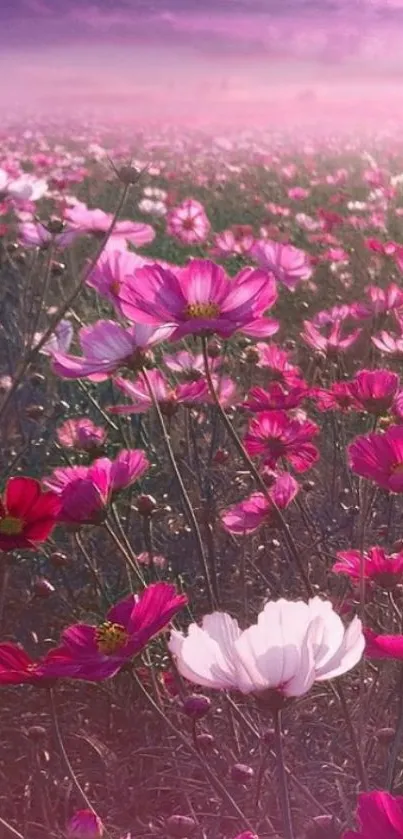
[166,198,210,245]
[312,383,360,413]
[333,546,403,589]
[302,320,362,356]
[253,239,312,290]
[56,418,107,451]
[365,283,403,317]
[244,410,320,472]
[18,220,78,249]
[255,343,304,387]
[343,791,403,839]
[42,583,188,681]
[348,426,403,492]
[110,370,208,416]
[86,248,152,313]
[347,369,400,415]
[51,320,173,381]
[118,259,278,340]
[243,383,308,413]
[221,473,299,535]
[65,203,155,247]
[67,810,104,839]
[0,642,53,686]
[43,449,149,523]
[365,629,403,661]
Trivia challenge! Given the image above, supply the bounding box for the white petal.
[314,616,365,680]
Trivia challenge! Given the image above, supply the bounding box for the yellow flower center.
[185,302,220,320]
[0,516,24,535]
[110,280,121,296]
[95,621,129,655]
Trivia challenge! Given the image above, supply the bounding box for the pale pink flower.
[221,473,299,535]
[56,419,107,451]
[302,320,362,356]
[86,248,151,312]
[169,597,364,696]
[166,198,210,245]
[253,240,312,290]
[288,187,310,200]
[18,220,78,249]
[0,169,47,201]
[110,369,208,416]
[51,321,173,381]
[64,203,155,247]
[35,319,74,356]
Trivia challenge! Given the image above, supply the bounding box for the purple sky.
[2,0,403,126]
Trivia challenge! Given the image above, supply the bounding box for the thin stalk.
[132,671,257,834]
[273,708,295,839]
[0,181,131,422]
[142,368,216,609]
[386,664,403,791]
[334,683,368,790]
[201,338,313,596]
[0,816,24,839]
[104,519,145,587]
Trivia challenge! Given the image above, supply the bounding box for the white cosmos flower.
[168,597,364,698]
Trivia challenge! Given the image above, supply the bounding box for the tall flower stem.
[142,368,217,609]
[0,180,131,423]
[273,708,295,839]
[0,816,24,839]
[334,683,368,790]
[48,688,112,837]
[201,337,313,596]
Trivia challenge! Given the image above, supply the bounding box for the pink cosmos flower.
[86,248,151,312]
[253,240,312,290]
[312,383,360,413]
[67,810,104,839]
[64,203,155,248]
[302,320,362,356]
[333,546,403,589]
[169,596,364,696]
[0,169,47,201]
[365,629,403,661]
[255,343,304,387]
[347,369,400,415]
[343,791,403,839]
[212,225,255,258]
[166,198,210,245]
[244,410,320,472]
[348,425,403,492]
[221,473,299,535]
[35,319,74,356]
[56,418,107,451]
[51,321,173,381]
[372,332,403,356]
[164,350,221,379]
[364,283,403,317]
[288,186,310,200]
[242,383,308,413]
[110,370,207,416]
[43,449,149,523]
[43,583,187,681]
[118,259,278,340]
[18,220,78,249]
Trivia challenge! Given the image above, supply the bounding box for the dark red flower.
[0,477,61,551]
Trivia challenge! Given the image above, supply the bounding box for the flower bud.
[207,340,221,359]
[25,404,45,419]
[30,372,46,386]
[33,577,55,598]
[303,815,339,839]
[51,260,66,276]
[117,165,141,185]
[195,732,215,751]
[244,347,260,364]
[47,218,65,235]
[182,694,211,719]
[166,815,196,837]
[50,551,70,568]
[66,809,104,839]
[27,725,47,742]
[213,448,229,465]
[376,727,395,744]
[302,480,315,492]
[135,495,157,517]
[230,763,254,784]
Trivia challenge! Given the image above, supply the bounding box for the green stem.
[273,708,295,839]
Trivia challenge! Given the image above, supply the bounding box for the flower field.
[2,121,403,838]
